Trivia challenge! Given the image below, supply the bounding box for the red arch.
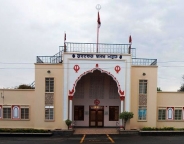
[68,65,125,97]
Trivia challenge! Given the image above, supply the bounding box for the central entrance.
[89,105,104,127]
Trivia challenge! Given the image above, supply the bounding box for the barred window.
[174,109,182,120]
[21,108,29,119]
[158,109,166,120]
[109,106,119,121]
[45,106,54,120]
[74,106,84,121]
[139,80,147,94]
[138,106,147,120]
[45,78,54,92]
[3,108,11,119]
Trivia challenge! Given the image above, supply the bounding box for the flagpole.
[97,11,99,53]
[96,4,101,53]
[64,32,66,52]
[129,35,132,54]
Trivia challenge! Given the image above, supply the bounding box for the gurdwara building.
[0,41,184,130]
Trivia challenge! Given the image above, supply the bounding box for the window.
[45,78,54,92]
[174,109,182,120]
[45,106,54,120]
[138,106,147,120]
[167,107,173,120]
[74,106,84,121]
[3,107,11,119]
[109,106,119,121]
[139,80,147,94]
[12,106,20,119]
[138,80,147,121]
[158,109,166,120]
[21,108,29,119]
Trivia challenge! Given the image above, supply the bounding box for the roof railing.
[63,42,131,54]
[132,58,157,66]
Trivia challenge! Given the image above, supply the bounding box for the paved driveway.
[0,135,184,144]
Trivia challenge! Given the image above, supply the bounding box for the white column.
[69,96,73,121]
[119,96,125,129]
[121,100,124,113]
[69,100,72,120]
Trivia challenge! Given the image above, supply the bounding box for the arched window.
[13,106,20,119]
[167,108,173,120]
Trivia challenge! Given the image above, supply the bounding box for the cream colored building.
[0,42,184,130]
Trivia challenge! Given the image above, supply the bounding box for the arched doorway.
[73,70,121,127]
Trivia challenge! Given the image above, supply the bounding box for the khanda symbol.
[74,65,80,73]
[115,66,121,73]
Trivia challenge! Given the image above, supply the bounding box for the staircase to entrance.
[74,128,119,134]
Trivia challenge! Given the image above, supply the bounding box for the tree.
[119,111,134,130]
[178,84,184,91]
[157,87,162,91]
[16,84,35,89]
[65,119,72,130]
[178,75,184,91]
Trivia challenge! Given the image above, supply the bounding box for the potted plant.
[119,111,134,130]
[65,119,72,130]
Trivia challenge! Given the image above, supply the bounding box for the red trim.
[120,96,125,101]
[119,90,124,96]
[68,65,125,98]
[68,96,73,100]
[69,88,74,95]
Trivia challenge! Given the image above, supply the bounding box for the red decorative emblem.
[73,65,80,73]
[120,96,125,101]
[119,90,124,96]
[69,88,74,95]
[96,64,99,68]
[94,99,100,106]
[68,96,73,100]
[115,65,121,73]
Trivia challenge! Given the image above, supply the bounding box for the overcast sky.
[0,0,184,91]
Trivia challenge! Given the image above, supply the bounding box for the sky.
[0,0,184,91]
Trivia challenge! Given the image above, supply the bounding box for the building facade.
[0,42,184,130]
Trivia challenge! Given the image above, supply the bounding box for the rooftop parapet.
[62,42,136,57]
[36,42,157,66]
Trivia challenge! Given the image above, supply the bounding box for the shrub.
[65,119,72,130]
[0,128,49,133]
[119,111,134,130]
[141,127,174,131]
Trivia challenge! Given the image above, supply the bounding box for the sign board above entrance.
[72,54,123,59]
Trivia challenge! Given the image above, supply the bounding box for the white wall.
[63,53,131,120]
